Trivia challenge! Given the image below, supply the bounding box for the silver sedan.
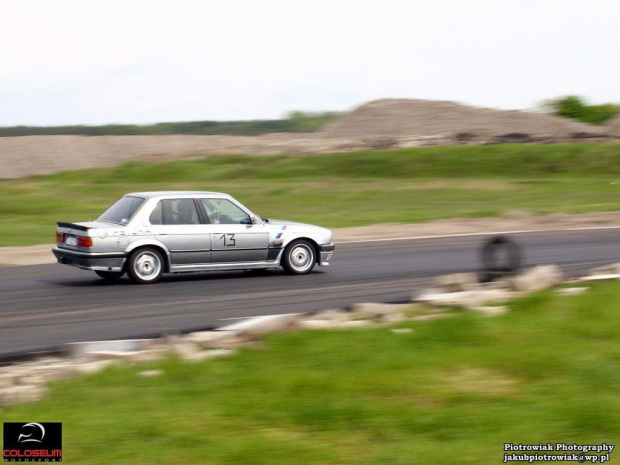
[52,191,335,283]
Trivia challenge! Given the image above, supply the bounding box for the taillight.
[56,232,63,243]
[77,236,93,247]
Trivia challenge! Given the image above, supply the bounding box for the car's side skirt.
[169,260,281,273]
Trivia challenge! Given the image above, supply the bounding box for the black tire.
[126,247,165,284]
[95,270,124,281]
[282,239,316,275]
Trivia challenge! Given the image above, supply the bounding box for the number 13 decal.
[219,234,236,246]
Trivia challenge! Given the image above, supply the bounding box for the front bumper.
[52,247,127,272]
[319,244,335,266]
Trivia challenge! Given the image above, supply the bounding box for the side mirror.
[249,214,261,224]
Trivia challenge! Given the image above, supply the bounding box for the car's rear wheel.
[95,270,124,281]
[282,240,316,275]
[127,247,164,284]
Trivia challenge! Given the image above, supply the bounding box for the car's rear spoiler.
[57,221,90,231]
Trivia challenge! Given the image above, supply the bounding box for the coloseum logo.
[3,422,62,462]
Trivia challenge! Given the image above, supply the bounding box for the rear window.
[98,196,145,225]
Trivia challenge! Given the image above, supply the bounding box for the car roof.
[126,191,229,200]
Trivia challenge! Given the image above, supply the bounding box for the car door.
[148,198,212,265]
[198,198,269,263]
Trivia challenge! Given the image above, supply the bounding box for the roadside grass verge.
[3,142,620,245]
[2,282,619,464]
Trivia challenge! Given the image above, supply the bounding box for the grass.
[2,282,619,464]
[4,142,620,246]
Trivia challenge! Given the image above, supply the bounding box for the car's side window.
[200,199,250,225]
[149,201,163,225]
[150,199,201,225]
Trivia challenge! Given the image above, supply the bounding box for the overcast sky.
[0,0,618,126]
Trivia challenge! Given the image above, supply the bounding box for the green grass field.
[3,142,620,246]
[2,282,619,464]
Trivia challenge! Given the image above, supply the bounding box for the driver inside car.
[175,200,199,224]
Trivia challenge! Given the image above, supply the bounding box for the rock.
[555,287,589,296]
[184,330,237,346]
[588,262,620,276]
[508,265,564,292]
[432,273,480,292]
[415,289,514,309]
[75,360,118,375]
[381,312,407,324]
[307,309,351,322]
[138,369,164,378]
[579,274,620,282]
[470,306,509,316]
[351,302,411,318]
[68,339,156,360]
[89,348,168,364]
[298,319,372,330]
[391,328,414,334]
[411,313,455,321]
[0,385,48,407]
[216,314,300,335]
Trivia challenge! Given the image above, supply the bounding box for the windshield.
[98,196,145,225]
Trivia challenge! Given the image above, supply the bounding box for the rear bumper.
[319,244,335,266]
[52,247,127,272]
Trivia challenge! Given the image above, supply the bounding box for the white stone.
[351,302,412,318]
[556,287,589,296]
[432,272,480,292]
[381,312,407,324]
[307,309,351,322]
[68,339,156,360]
[391,328,413,334]
[216,313,300,335]
[138,369,164,378]
[298,319,372,330]
[579,274,620,282]
[75,360,118,375]
[0,385,48,407]
[469,306,509,316]
[415,289,513,309]
[508,265,564,292]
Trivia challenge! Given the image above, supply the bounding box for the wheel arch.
[126,242,171,273]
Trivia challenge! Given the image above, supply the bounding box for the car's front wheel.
[282,240,316,275]
[127,247,164,284]
[95,270,124,281]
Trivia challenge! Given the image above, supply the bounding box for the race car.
[52,191,335,283]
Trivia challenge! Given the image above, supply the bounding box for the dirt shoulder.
[3,211,620,267]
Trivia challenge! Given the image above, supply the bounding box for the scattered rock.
[298,319,372,330]
[507,265,564,292]
[216,314,300,335]
[351,302,411,319]
[579,274,620,282]
[432,272,480,292]
[391,328,414,334]
[0,385,48,407]
[556,287,589,296]
[415,289,514,309]
[469,306,509,316]
[68,339,156,361]
[588,262,620,276]
[75,360,118,375]
[306,309,351,322]
[138,369,164,378]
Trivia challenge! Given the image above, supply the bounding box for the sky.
[0,0,618,126]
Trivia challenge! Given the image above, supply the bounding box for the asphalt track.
[1,228,620,359]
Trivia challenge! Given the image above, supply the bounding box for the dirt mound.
[320,98,604,140]
[605,114,620,137]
